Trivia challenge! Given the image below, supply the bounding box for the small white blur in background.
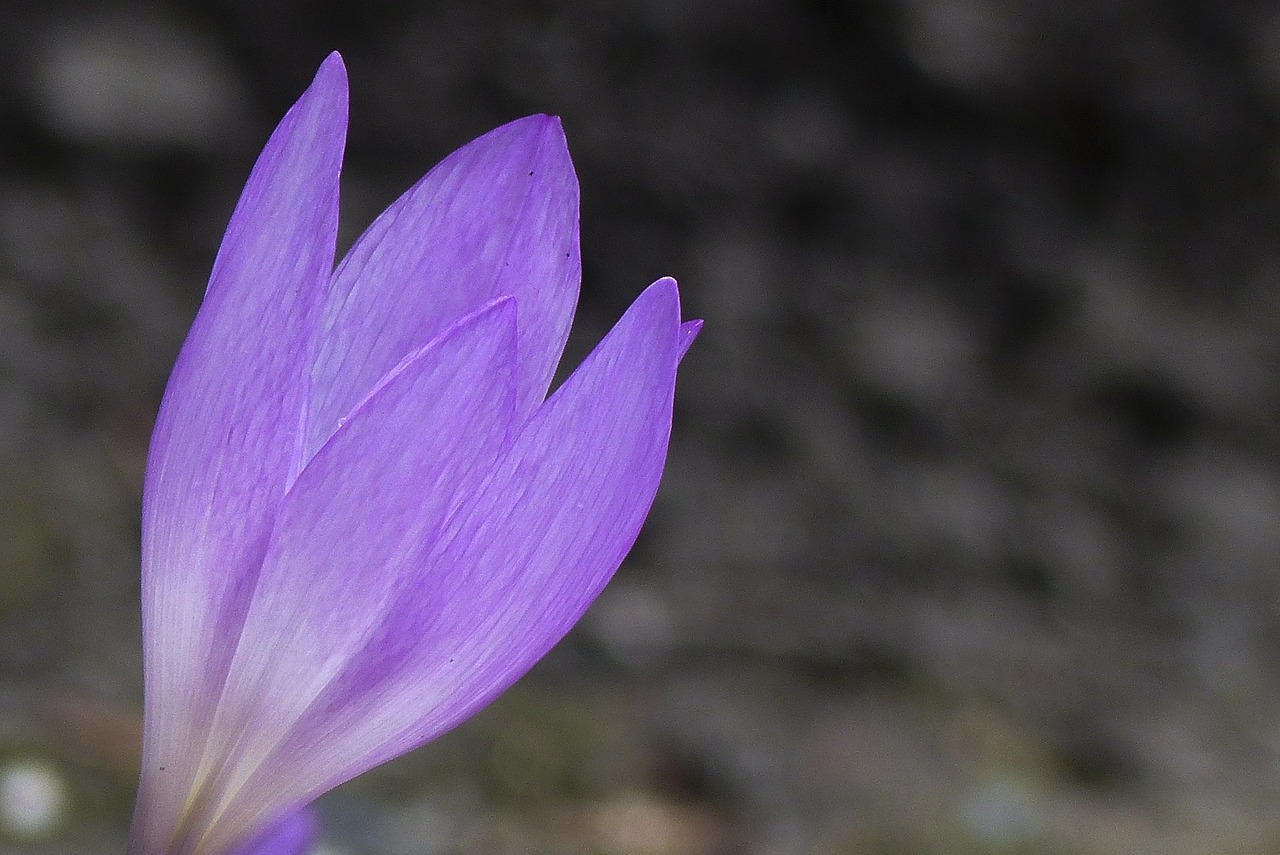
[0,758,68,839]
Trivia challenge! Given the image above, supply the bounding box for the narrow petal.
[678,318,703,360]
[229,806,318,855]
[130,53,346,855]
[180,299,517,854]
[307,114,580,455]
[228,278,682,812]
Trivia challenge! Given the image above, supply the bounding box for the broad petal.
[307,114,580,454]
[229,806,318,855]
[237,278,682,808]
[181,299,517,854]
[130,53,346,855]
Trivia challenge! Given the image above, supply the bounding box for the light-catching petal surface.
[173,299,518,855]
[306,114,580,455]
[131,53,346,855]
[217,279,683,818]
[130,49,698,855]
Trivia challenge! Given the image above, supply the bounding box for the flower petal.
[130,53,346,855]
[229,806,318,855]
[181,298,517,854]
[231,278,682,810]
[307,114,580,454]
[678,318,703,360]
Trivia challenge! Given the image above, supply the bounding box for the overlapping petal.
[230,807,318,855]
[343,277,680,745]
[180,300,518,854]
[195,279,681,850]
[131,53,346,855]
[306,114,580,454]
[130,50,696,855]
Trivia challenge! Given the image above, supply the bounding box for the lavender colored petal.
[229,806,318,855]
[226,278,683,808]
[306,114,579,454]
[176,300,517,854]
[129,53,346,855]
[678,319,703,360]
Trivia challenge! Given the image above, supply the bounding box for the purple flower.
[126,52,699,855]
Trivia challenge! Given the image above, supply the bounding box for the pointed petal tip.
[474,293,518,330]
[494,114,569,154]
[644,275,680,300]
[641,279,700,358]
[677,319,703,361]
[518,112,563,131]
[542,113,566,136]
[373,293,517,401]
[311,52,349,94]
[639,277,682,323]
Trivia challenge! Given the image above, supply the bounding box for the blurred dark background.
[4,1,1280,853]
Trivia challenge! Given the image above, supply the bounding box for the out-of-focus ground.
[3,2,1280,853]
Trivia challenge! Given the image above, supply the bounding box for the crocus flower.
[126,52,699,855]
